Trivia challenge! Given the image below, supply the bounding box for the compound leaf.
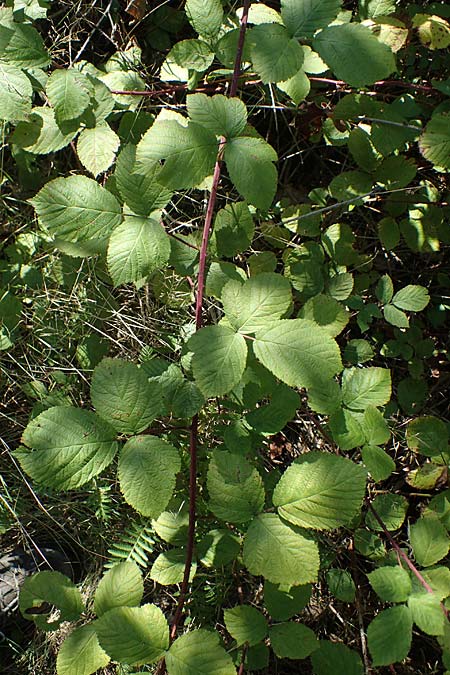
[410,516,450,567]
[281,0,342,38]
[222,273,292,334]
[188,325,248,398]
[0,61,33,122]
[166,629,236,675]
[224,136,278,211]
[30,175,122,243]
[91,358,164,434]
[136,119,217,190]
[224,605,268,647]
[19,406,118,490]
[107,216,171,286]
[269,622,318,659]
[76,124,120,177]
[95,604,169,665]
[185,0,223,40]
[273,452,367,530]
[243,513,320,586]
[19,571,83,632]
[367,605,412,666]
[249,23,304,83]
[187,93,247,138]
[419,113,450,171]
[253,319,342,389]
[94,562,143,617]
[57,624,110,675]
[207,451,265,524]
[341,367,391,410]
[119,436,180,518]
[368,566,412,603]
[313,23,396,87]
[46,68,92,125]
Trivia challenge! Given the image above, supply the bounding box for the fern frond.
[106,518,155,569]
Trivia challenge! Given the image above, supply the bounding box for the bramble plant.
[1,0,450,673]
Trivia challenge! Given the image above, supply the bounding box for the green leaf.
[307,379,342,415]
[153,509,189,546]
[187,325,248,398]
[298,294,349,337]
[375,274,394,305]
[224,605,268,647]
[410,516,449,567]
[273,452,367,530]
[197,529,241,568]
[341,367,391,411]
[76,124,120,177]
[328,408,365,451]
[94,562,143,617]
[1,22,50,68]
[19,406,118,489]
[95,604,169,665]
[19,571,83,632]
[206,261,247,298]
[166,629,236,675]
[249,23,304,83]
[375,155,417,190]
[313,23,396,87]
[277,68,311,105]
[46,68,92,125]
[243,513,320,586]
[187,94,247,138]
[392,285,430,312]
[419,113,450,172]
[367,605,412,666]
[406,416,449,458]
[361,445,395,481]
[56,624,110,675]
[269,622,318,659]
[222,273,292,334]
[343,339,374,365]
[211,202,254,257]
[119,436,180,518]
[207,451,265,524]
[224,136,278,211]
[326,569,356,602]
[246,383,300,435]
[107,216,171,286]
[159,365,205,419]
[329,170,372,202]
[185,0,223,40]
[264,582,311,621]
[115,144,172,216]
[170,39,214,72]
[0,61,33,122]
[359,0,396,19]
[281,0,342,38]
[150,549,197,585]
[30,175,122,243]
[378,216,400,250]
[408,592,445,636]
[368,566,412,602]
[383,303,409,328]
[135,119,218,190]
[311,641,364,675]
[366,494,407,531]
[91,358,164,434]
[253,319,342,389]
[360,406,390,446]
[11,107,78,154]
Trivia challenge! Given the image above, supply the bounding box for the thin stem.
[367,502,448,616]
[166,0,252,649]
